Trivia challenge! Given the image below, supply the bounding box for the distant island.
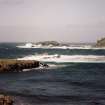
[35,41,69,47]
[17,41,69,48]
[35,41,60,46]
[96,37,105,47]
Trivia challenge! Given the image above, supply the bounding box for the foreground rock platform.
[0,59,39,72]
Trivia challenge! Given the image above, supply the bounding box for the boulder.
[0,95,13,105]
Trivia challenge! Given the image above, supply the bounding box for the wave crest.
[17,54,105,63]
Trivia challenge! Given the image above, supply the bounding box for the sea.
[0,43,105,105]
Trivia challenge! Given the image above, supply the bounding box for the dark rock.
[39,62,49,68]
[0,60,39,73]
[36,41,60,46]
[0,95,14,105]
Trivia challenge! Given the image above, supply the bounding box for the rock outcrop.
[36,41,60,46]
[0,60,39,72]
[96,37,105,47]
[0,95,13,105]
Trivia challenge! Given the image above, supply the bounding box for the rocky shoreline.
[0,59,41,73]
[0,94,14,105]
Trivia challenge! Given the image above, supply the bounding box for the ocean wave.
[17,45,105,50]
[17,54,105,63]
[17,43,105,50]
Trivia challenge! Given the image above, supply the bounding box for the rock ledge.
[0,59,39,72]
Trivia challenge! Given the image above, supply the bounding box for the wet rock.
[0,95,14,105]
[39,62,49,68]
[0,60,39,73]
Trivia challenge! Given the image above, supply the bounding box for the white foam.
[17,44,105,50]
[17,54,105,63]
[22,64,67,72]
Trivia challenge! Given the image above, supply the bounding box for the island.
[35,41,60,46]
[96,37,105,47]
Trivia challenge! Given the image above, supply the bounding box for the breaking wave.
[17,54,105,63]
[17,43,105,50]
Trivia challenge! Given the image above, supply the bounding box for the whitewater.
[17,43,105,50]
[17,54,105,63]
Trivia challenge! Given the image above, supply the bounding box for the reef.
[0,59,40,72]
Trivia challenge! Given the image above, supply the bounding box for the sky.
[0,0,105,42]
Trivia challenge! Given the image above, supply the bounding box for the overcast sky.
[0,0,105,42]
